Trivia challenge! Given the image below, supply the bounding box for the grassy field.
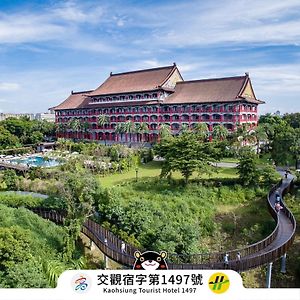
[98,161,238,187]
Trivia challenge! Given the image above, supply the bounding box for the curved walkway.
[30,173,296,271]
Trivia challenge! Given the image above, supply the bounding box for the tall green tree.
[68,118,81,139]
[98,115,110,143]
[135,122,149,142]
[252,124,268,154]
[115,123,125,141]
[0,126,20,149]
[159,132,212,184]
[237,147,259,186]
[271,126,295,167]
[283,113,300,129]
[124,121,135,142]
[59,170,101,260]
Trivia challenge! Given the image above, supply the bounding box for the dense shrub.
[97,179,265,257]
[0,204,69,287]
[0,192,43,208]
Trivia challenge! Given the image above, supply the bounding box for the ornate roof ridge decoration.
[109,64,175,77]
[88,64,180,97]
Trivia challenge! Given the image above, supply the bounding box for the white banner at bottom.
[0,270,299,300]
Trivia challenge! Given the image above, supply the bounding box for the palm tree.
[115,123,125,142]
[82,122,90,139]
[98,114,110,144]
[68,118,81,139]
[56,123,66,138]
[135,122,149,142]
[212,125,228,141]
[159,123,171,140]
[98,114,110,128]
[124,121,135,142]
[193,123,209,141]
[180,123,189,134]
[140,122,149,142]
[231,123,255,153]
[251,124,268,154]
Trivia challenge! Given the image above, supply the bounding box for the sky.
[0,0,300,114]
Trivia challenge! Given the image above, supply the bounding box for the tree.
[193,123,209,141]
[68,119,81,139]
[115,123,125,142]
[97,114,110,128]
[230,123,255,154]
[1,117,31,138]
[283,113,300,129]
[81,122,90,139]
[0,126,20,149]
[212,125,228,141]
[158,123,171,140]
[135,122,149,142]
[159,132,212,184]
[271,127,295,167]
[237,147,259,186]
[289,128,300,169]
[124,121,135,142]
[250,124,268,154]
[58,170,101,260]
[29,131,44,144]
[56,123,66,137]
[98,115,110,144]
[180,123,189,134]
[3,169,18,190]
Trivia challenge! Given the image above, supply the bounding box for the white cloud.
[52,1,105,24]
[0,82,20,91]
[0,2,112,53]
[125,0,300,48]
[0,14,66,44]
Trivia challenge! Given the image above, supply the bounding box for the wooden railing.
[32,177,296,271]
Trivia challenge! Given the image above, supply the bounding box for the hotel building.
[53,64,264,142]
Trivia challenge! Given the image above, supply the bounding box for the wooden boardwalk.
[0,161,29,172]
[32,174,296,271]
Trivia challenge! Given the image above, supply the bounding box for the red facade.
[53,64,264,143]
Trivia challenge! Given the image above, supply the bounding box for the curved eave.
[237,96,265,104]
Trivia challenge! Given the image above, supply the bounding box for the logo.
[72,274,91,293]
[133,251,168,270]
[208,272,230,294]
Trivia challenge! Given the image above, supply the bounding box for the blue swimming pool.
[10,156,60,168]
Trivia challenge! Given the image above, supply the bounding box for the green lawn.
[220,157,239,164]
[98,160,238,187]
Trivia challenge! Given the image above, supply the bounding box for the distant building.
[0,111,55,122]
[35,112,55,122]
[0,113,35,121]
[53,64,265,142]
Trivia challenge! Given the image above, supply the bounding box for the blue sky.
[0,0,300,114]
